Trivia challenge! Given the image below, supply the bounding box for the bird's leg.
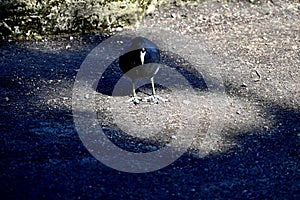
[132,80,137,97]
[142,77,168,103]
[126,80,142,104]
[151,76,156,96]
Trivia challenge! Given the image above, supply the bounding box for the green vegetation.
[0,0,168,39]
[0,0,266,39]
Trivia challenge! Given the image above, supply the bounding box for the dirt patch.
[1,1,299,199]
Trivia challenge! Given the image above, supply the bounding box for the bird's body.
[119,37,167,103]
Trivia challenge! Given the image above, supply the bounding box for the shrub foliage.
[0,0,165,38]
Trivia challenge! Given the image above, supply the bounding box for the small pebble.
[115,27,123,32]
[183,100,191,105]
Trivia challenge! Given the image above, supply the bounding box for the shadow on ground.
[96,50,208,96]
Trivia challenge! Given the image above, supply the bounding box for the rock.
[115,27,123,32]
[146,5,156,15]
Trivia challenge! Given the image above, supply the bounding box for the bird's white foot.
[142,95,169,104]
[126,96,142,104]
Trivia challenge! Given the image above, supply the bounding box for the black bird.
[119,37,168,104]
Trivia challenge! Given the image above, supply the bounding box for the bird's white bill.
[140,49,146,65]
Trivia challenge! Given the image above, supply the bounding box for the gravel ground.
[1,1,300,199]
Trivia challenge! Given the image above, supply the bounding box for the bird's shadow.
[95,50,208,96]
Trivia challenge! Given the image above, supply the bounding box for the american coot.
[119,37,168,104]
